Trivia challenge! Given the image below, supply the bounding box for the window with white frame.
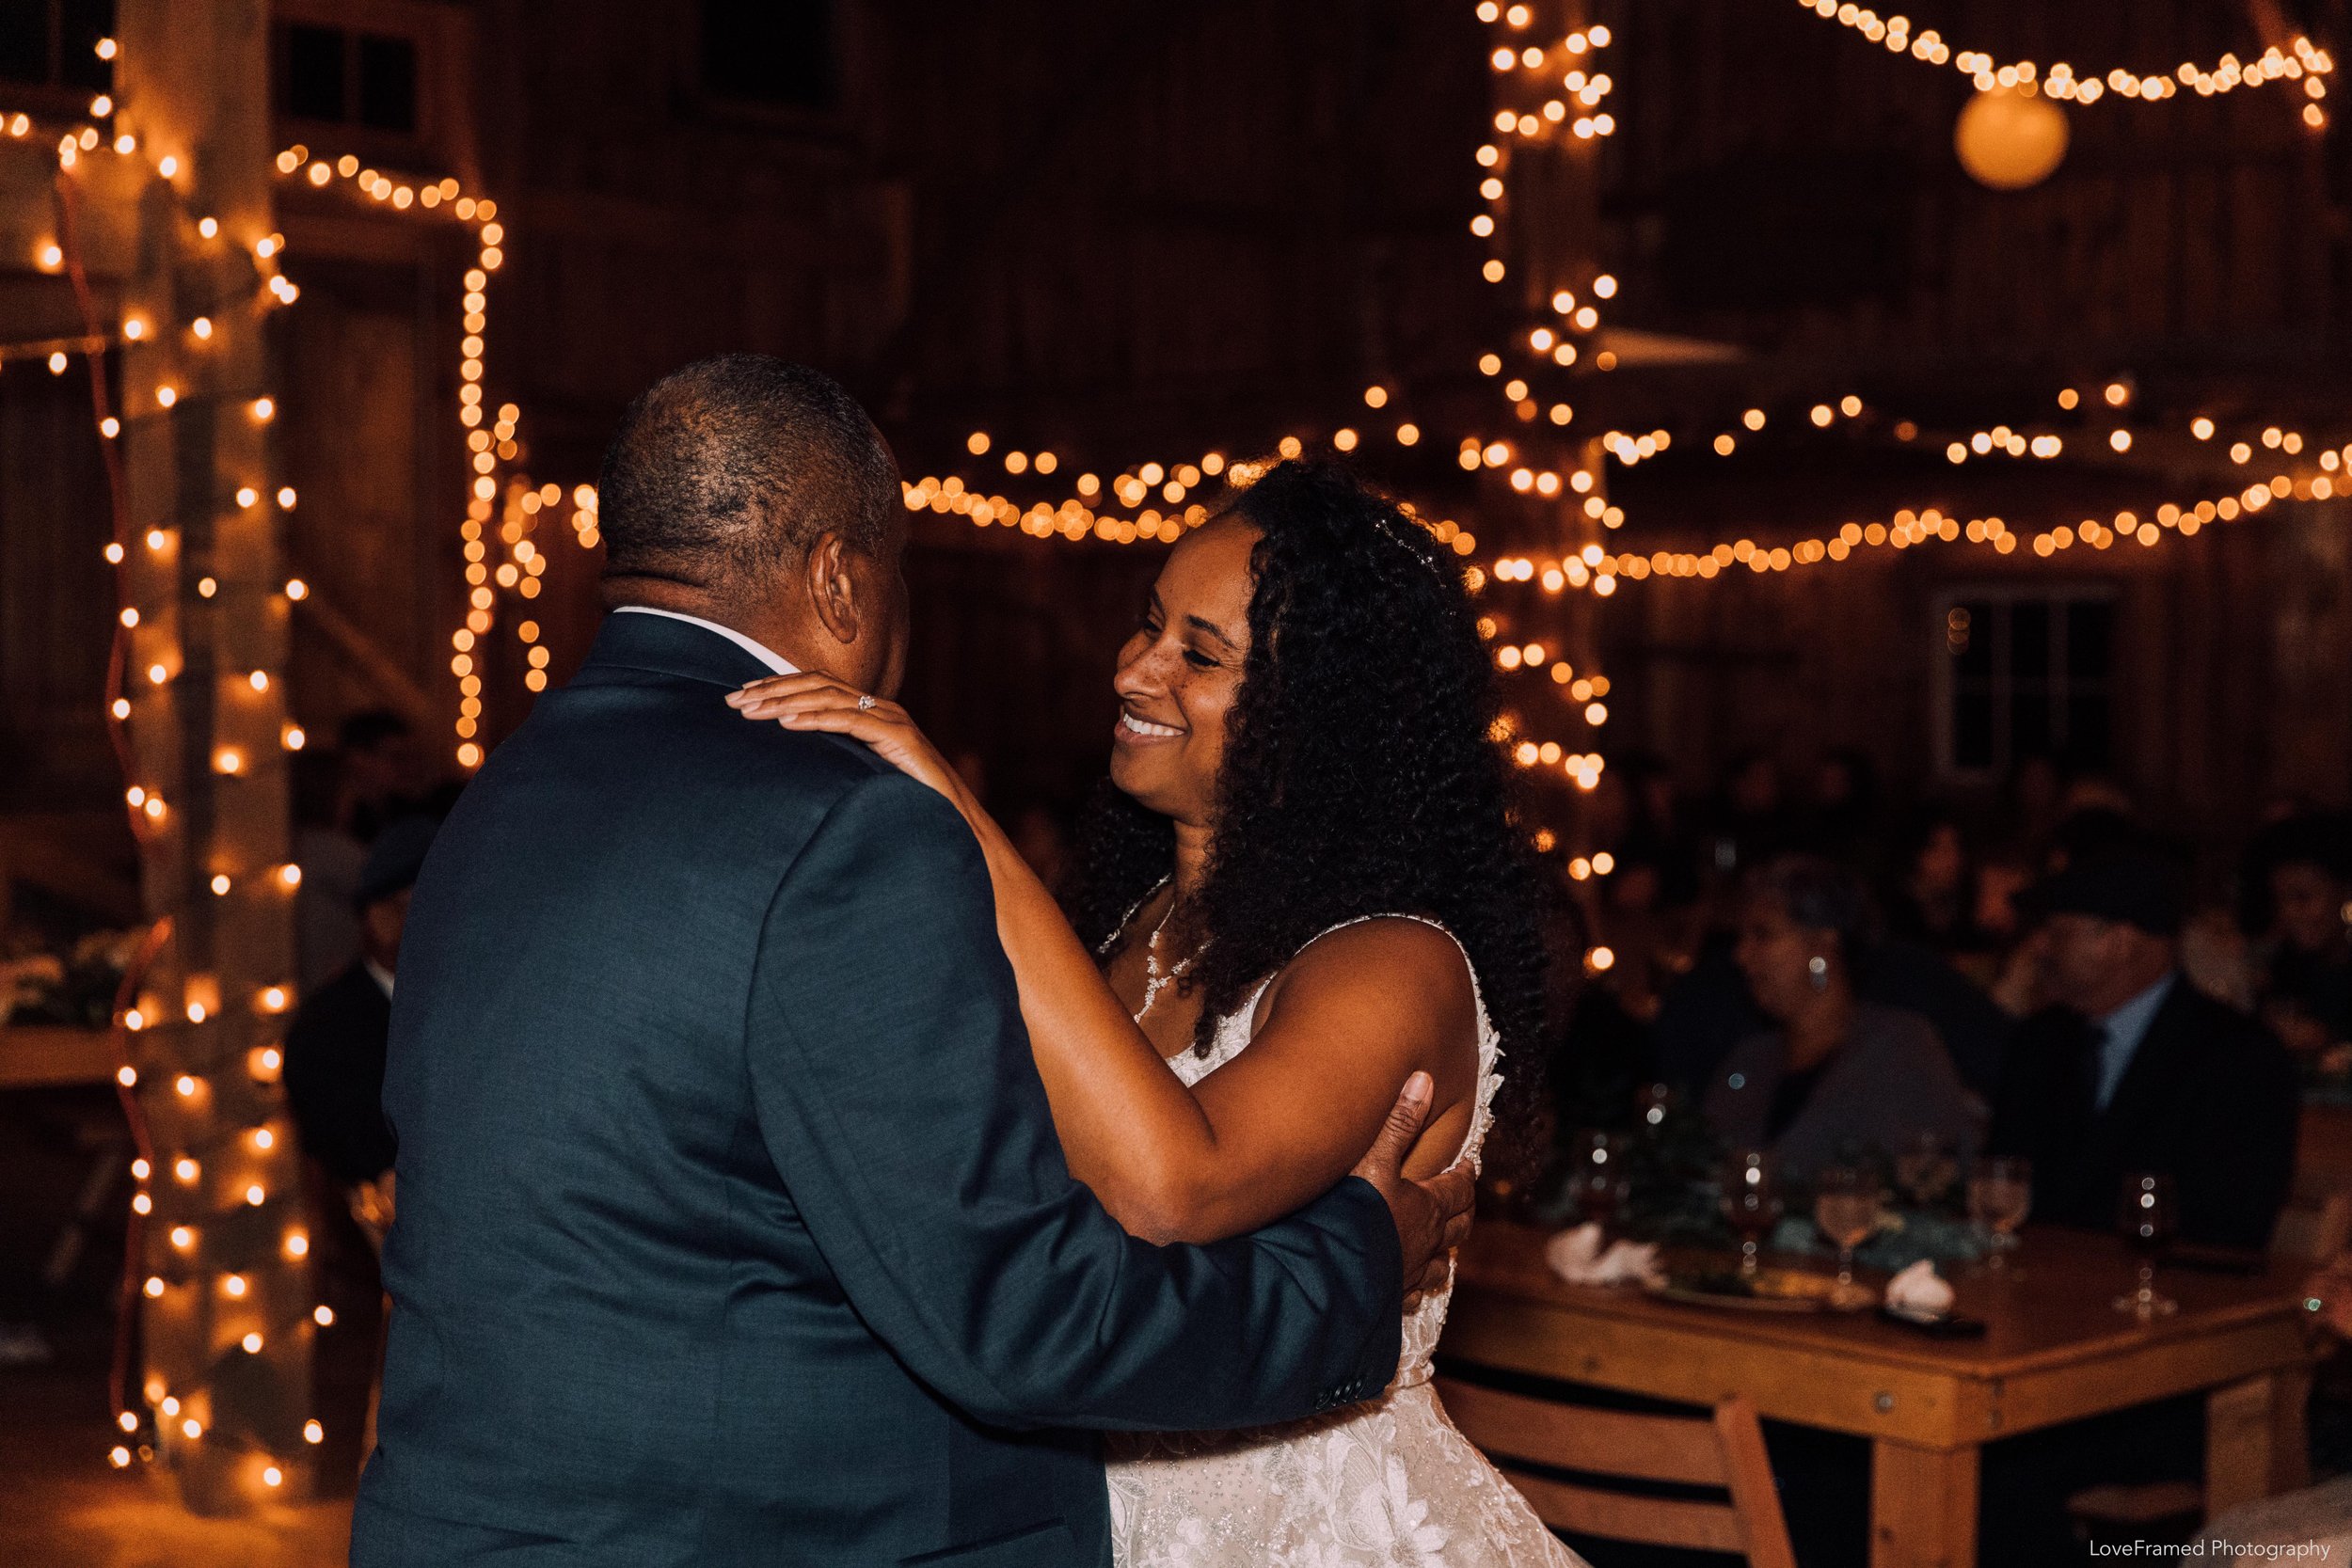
[1935,585,2116,778]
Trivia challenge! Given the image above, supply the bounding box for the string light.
[1788,0,2332,119]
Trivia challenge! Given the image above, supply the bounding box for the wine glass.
[1813,1164,1882,1288]
[2114,1172,2180,1319]
[1895,1131,1960,1211]
[1967,1155,2033,1270]
[1720,1148,1783,1277]
[1565,1131,1629,1238]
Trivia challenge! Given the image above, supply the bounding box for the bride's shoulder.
[1261,914,1477,1025]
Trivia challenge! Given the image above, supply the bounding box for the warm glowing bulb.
[277,486,297,509]
[192,316,212,340]
[117,1066,137,1087]
[222,1274,246,1298]
[252,1127,275,1149]
[284,578,308,600]
[304,1418,326,1442]
[131,1193,151,1214]
[285,1230,310,1258]
[186,1003,206,1023]
[174,1158,199,1182]
[278,863,302,888]
[262,1465,283,1487]
[210,874,230,895]
[311,1307,334,1328]
[251,397,275,421]
[156,386,177,407]
[174,1074,196,1097]
[169,1226,193,1248]
[144,1277,165,1298]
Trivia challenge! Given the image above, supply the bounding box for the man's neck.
[606,581,819,675]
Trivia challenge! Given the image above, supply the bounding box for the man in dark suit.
[285,815,437,1195]
[1988,849,2297,1250]
[1979,849,2300,1563]
[351,357,1467,1568]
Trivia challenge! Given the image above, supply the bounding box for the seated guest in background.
[283,813,437,1483]
[1703,855,1980,1179]
[1883,810,1982,957]
[2249,813,2352,1060]
[286,816,438,1211]
[1988,847,2297,1250]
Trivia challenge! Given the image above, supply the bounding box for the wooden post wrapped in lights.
[104,0,315,1514]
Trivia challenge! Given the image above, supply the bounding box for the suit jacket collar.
[576,609,781,691]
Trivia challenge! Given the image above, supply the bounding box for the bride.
[731,459,1586,1568]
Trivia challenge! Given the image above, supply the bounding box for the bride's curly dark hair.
[1066,458,1548,1162]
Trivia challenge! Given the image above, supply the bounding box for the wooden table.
[1446,1222,2318,1568]
[0,1025,117,1088]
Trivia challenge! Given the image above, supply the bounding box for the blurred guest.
[1539,879,1657,1138]
[2000,751,2070,866]
[293,746,366,990]
[1883,810,1984,957]
[1988,848,2296,1250]
[2249,814,2352,1059]
[1705,752,1790,884]
[1613,752,1703,909]
[1795,747,1883,869]
[284,814,435,1486]
[1657,915,2006,1103]
[336,710,429,843]
[1703,856,1979,1179]
[286,816,437,1199]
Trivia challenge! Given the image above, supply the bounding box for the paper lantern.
[1955,88,2069,190]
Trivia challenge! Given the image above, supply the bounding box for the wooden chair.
[1436,1377,1798,1568]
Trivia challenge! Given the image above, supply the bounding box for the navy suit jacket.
[352,613,1403,1567]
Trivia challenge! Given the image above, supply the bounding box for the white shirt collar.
[363,957,396,1000]
[612,606,800,678]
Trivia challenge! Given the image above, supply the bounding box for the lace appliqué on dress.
[1104,915,1584,1568]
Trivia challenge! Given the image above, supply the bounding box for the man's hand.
[1350,1071,1475,1310]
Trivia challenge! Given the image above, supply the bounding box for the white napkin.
[1544,1223,1666,1288]
[1883,1259,1956,1317]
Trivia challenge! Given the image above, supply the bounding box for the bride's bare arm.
[730,675,1481,1245]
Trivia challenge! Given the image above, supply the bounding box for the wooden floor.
[0,1361,353,1568]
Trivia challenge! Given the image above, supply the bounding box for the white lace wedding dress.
[1104,915,1588,1568]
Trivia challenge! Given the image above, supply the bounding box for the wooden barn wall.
[1,0,2344,844]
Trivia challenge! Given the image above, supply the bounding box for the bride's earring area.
[1807,956,1829,991]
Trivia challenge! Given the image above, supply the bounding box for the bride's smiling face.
[1108,517,1259,826]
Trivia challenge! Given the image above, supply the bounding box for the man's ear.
[803,531,862,647]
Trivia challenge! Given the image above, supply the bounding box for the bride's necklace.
[1135,893,1199,1023]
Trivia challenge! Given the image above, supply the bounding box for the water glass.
[2114,1172,2180,1319]
[1813,1164,1882,1287]
[1720,1148,1783,1276]
[1967,1155,2033,1269]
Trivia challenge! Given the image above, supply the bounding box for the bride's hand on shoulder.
[727,675,970,810]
